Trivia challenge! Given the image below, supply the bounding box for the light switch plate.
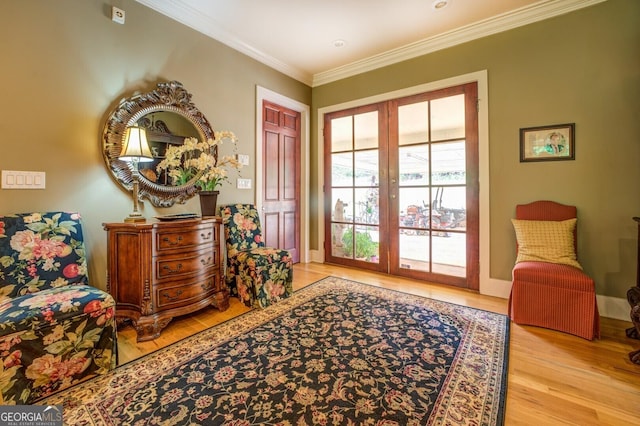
[2,170,46,189]
[236,154,250,166]
[237,178,252,189]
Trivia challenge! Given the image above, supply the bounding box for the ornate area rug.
[42,277,509,425]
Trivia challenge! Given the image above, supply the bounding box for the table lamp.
[118,126,154,222]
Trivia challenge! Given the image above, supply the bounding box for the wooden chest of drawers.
[103,218,229,342]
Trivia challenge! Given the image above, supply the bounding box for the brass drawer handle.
[201,281,212,291]
[200,231,212,240]
[162,263,183,274]
[200,257,212,266]
[162,289,183,301]
[163,236,183,246]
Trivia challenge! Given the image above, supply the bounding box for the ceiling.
[135,0,603,86]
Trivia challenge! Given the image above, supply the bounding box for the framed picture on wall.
[519,123,575,162]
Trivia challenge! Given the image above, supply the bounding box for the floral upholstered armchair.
[0,212,116,404]
[218,204,293,309]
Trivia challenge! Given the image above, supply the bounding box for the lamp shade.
[118,126,154,162]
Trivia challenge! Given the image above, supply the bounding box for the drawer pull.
[200,231,212,240]
[162,263,183,274]
[163,236,183,246]
[201,281,213,291]
[162,289,183,301]
[200,257,212,266]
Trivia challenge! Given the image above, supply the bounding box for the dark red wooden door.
[262,100,301,263]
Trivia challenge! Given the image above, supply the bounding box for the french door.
[324,83,479,289]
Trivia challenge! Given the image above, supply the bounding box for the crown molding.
[136,0,606,88]
[135,0,314,86]
[313,0,606,86]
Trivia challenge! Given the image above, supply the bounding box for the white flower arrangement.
[156,131,242,191]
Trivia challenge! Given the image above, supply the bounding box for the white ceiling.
[135,0,604,86]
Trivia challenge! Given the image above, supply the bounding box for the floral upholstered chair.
[218,204,293,309]
[0,212,116,404]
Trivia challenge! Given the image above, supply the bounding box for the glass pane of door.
[431,94,465,140]
[391,89,471,283]
[326,106,385,270]
[399,101,428,145]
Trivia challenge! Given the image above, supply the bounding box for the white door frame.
[256,86,311,263]
[315,71,503,297]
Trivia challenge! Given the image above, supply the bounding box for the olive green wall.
[311,0,640,299]
[0,0,311,291]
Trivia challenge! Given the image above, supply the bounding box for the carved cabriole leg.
[628,217,640,363]
[626,287,640,339]
[213,288,230,311]
[626,286,640,364]
[134,317,173,342]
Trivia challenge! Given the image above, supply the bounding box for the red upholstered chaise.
[508,200,600,340]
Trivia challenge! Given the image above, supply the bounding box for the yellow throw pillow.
[511,218,582,269]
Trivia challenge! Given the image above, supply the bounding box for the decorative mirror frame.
[103,81,214,207]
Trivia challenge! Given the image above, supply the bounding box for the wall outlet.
[237,178,252,189]
[236,154,250,166]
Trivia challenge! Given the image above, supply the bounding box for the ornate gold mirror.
[103,81,214,207]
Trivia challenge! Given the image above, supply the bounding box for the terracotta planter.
[199,191,219,217]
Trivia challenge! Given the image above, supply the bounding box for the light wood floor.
[117,263,640,425]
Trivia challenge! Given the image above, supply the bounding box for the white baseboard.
[481,278,512,299]
[596,294,631,321]
[309,249,323,263]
